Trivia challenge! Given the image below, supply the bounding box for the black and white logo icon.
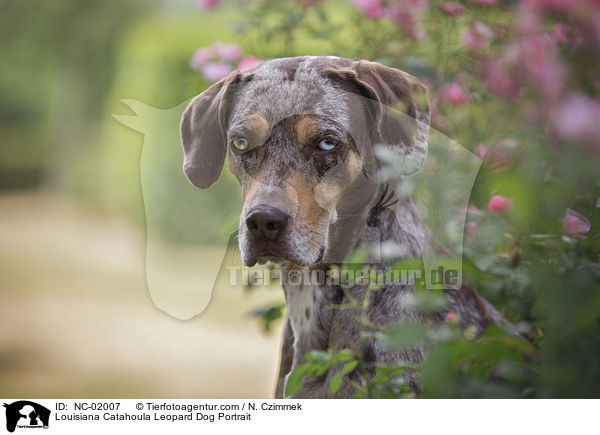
[3,401,50,433]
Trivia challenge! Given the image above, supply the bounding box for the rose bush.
[191,0,600,397]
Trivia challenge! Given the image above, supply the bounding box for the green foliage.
[5,0,599,398]
[284,349,357,397]
[250,303,286,332]
[234,0,600,398]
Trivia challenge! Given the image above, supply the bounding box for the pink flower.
[438,1,464,17]
[201,62,232,82]
[467,206,484,216]
[462,21,494,51]
[551,23,569,44]
[562,208,591,239]
[197,0,220,10]
[465,221,478,237]
[447,310,459,324]
[552,94,600,145]
[516,35,565,99]
[473,0,497,5]
[214,43,242,62]
[439,81,470,105]
[525,0,571,11]
[474,144,488,159]
[238,55,262,72]
[353,0,385,19]
[475,141,517,172]
[487,195,513,213]
[387,3,427,41]
[294,0,324,5]
[407,0,429,10]
[190,47,213,71]
[485,60,521,98]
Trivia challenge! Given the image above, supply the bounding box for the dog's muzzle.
[244,204,292,264]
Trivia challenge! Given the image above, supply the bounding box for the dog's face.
[181,56,429,267]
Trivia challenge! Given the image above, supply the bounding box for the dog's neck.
[281,184,428,368]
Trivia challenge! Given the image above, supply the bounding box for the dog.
[180,56,512,398]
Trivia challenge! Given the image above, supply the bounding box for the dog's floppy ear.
[325,60,430,174]
[180,71,240,189]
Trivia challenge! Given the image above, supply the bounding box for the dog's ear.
[324,60,430,174]
[180,71,240,189]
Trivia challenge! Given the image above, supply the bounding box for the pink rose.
[190,47,213,71]
[462,21,494,51]
[197,0,220,10]
[407,0,429,10]
[439,81,470,105]
[485,60,521,98]
[552,94,600,145]
[465,221,478,237]
[551,23,569,44]
[474,144,488,159]
[387,3,427,41]
[517,35,564,99]
[293,0,324,5]
[353,0,385,19]
[562,208,591,239]
[467,206,483,216]
[201,62,232,82]
[525,0,570,11]
[214,43,242,62]
[238,55,262,72]
[438,1,464,17]
[447,310,459,324]
[475,141,518,172]
[487,195,513,213]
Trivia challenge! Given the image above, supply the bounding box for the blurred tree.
[0,0,153,189]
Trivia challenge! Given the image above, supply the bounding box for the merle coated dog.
[180,56,511,398]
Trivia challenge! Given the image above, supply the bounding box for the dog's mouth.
[247,240,324,267]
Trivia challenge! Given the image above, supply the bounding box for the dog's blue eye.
[317,139,337,152]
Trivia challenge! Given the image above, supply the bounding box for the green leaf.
[385,322,428,350]
[249,303,285,332]
[345,248,369,268]
[330,373,343,394]
[342,360,359,375]
[285,364,308,398]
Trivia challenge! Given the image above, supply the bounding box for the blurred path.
[0,192,284,398]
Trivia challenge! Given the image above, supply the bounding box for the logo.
[3,401,50,433]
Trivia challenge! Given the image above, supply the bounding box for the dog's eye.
[232,138,248,151]
[317,139,337,152]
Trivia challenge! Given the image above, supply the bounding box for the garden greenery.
[190,0,600,398]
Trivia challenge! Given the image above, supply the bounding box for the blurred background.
[0,0,288,398]
[1,0,599,398]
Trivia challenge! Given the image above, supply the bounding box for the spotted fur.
[180,56,513,399]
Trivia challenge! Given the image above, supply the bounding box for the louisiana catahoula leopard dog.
[180,56,512,398]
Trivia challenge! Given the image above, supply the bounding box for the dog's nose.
[246,205,289,241]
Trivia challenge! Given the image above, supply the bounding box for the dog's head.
[181,56,429,267]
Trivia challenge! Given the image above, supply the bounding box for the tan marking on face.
[295,116,319,147]
[228,155,238,179]
[247,113,270,145]
[240,168,266,204]
[314,150,364,222]
[287,171,322,226]
[345,151,364,183]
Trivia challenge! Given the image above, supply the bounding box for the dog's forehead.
[230,56,354,131]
